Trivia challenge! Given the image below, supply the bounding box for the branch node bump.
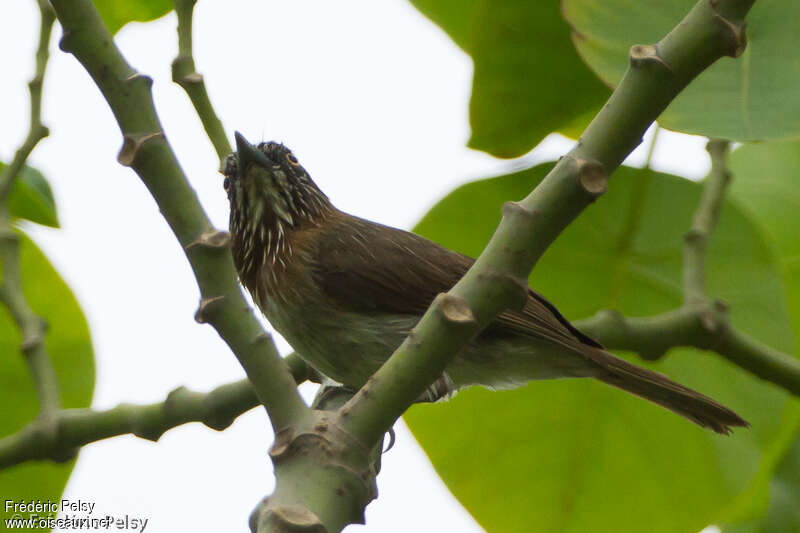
[477,271,529,310]
[574,157,608,196]
[249,497,269,533]
[117,131,164,167]
[700,307,722,333]
[123,72,154,89]
[710,9,748,57]
[20,336,43,355]
[269,427,295,460]
[58,29,74,52]
[436,294,477,326]
[182,72,204,85]
[501,201,537,222]
[184,230,230,251]
[194,295,226,324]
[267,506,327,533]
[629,44,673,73]
[252,331,273,345]
[684,227,706,243]
[164,385,189,413]
[713,298,730,314]
[597,308,624,323]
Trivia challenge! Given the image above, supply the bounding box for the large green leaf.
[721,141,800,530]
[405,163,795,533]
[562,0,800,141]
[723,428,800,533]
[1,162,59,228]
[93,0,172,35]
[0,233,95,521]
[408,0,479,53]
[759,431,800,532]
[410,0,609,157]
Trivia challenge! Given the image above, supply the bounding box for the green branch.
[48,0,309,432]
[341,0,756,449]
[0,0,59,430]
[576,138,800,395]
[0,353,314,470]
[684,139,731,303]
[575,305,800,395]
[0,1,53,200]
[171,0,232,162]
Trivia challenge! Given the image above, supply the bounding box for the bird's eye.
[223,177,230,192]
[287,153,299,165]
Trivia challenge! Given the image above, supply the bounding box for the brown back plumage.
[313,212,748,435]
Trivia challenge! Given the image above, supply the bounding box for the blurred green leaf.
[410,0,609,157]
[759,432,800,532]
[0,232,95,521]
[1,162,59,228]
[563,0,800,141]
[720,141,800,531]
[409,0,479,53]
[94,0,172,35]
[723,428,800,533]
[406,163,797,533]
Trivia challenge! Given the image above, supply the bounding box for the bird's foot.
[416,373,456,403]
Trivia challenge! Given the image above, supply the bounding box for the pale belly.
[257,292,594,392]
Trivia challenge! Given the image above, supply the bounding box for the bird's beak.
[234,131,272,175]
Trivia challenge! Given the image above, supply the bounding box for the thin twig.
[171,0,232,162]
[576,305,800,395]
[684,139,731,303]
[576,138,800,396]
[0,1,60,426]
[0,353,315,469]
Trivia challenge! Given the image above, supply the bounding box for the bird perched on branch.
[222,132,747,435]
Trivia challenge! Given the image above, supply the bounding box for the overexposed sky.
[1,1,712,532]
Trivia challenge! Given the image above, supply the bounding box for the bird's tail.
[586,347,748,435]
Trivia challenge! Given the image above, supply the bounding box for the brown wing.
[312,211,601,349]
[312,212,748,434]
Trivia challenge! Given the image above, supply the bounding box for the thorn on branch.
[20,336,43,355]
[629,44,674,73]
[709,5,748,57]
[117,131,164,167]
[184,230,230,251]
[684,227,707,244]
[123,72,154,89]
[437,294,477,326]
[269,427,295,460]
[194,295,226,324]
[260,505,327,533]
[574,157,608,196]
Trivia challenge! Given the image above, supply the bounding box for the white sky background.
[1,1,715,532]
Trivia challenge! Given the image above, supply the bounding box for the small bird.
[223,132,747,435]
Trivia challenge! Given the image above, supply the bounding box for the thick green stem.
[342,0,756,449]
[48,0,309,432]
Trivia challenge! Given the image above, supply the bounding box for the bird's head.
[222,132,331,234]
[222,133,332,277]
